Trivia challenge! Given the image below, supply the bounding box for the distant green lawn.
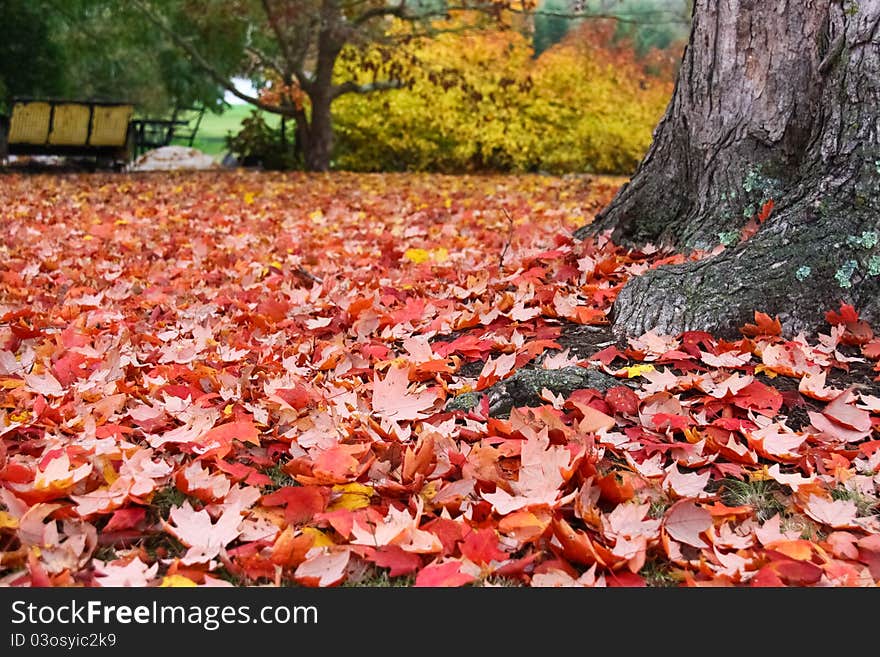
[172,104,281,160]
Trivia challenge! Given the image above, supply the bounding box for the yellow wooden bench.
[1,98,135,167]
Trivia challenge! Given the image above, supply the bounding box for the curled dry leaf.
[663,500,712,549]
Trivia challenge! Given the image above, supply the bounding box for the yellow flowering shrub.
[332,21,674,174]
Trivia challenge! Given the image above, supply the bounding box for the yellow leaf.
[328,482,374,511]
[754,365,778,378]
[419,480,439,503]
[160,575,197,587]
[102,460,119,485]
[624,364,655,378]
[748,466,772,482]
[302,527,335,548]
[403,247,448,264]
[683,427,702,444]
[243,192,255,204]
[0,511,19,530]
[403,248,431,264]
[334,482,373,496]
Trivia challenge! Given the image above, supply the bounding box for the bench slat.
[48,104,91,146]
[7,102,51,144]
[89,105,133,147]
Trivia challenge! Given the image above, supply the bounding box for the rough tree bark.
[576,0,880,338]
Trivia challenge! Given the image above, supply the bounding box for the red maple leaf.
[363,545,422,577]
[414,561,476,587]
[262,486,329,524]
[825,302,860,325]
[460,527,508,565]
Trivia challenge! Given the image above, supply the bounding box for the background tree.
[0,0,228,115]
[129,0,692,171]
[577,0,880,338]
[130,0,489,171]
[0,0,68,107]
[533,0,690,57]
[533,0,578,56]
[332,18,674,173]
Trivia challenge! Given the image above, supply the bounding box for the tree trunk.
[301,93,334,172]
[296,0,341,173]
[578,0,880,339]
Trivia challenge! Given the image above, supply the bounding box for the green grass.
[342,565,415,587]
[719,477,786,521]
[147,485,202,524]
[261,462,296,492]
[831,484,879,516]
[639,558,682,588]
[171,104,281,160]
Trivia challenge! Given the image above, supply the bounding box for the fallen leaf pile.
[1,171,879,587]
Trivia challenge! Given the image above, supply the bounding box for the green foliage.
[187,104,280,157]
[535,1,691,60]
[0,1,230,115]
[333,22,673,174]
[226,110,297,170]
[149,485,192,522]
[534,0,578,56]
[608,0,691,58]
[0,0,67,109]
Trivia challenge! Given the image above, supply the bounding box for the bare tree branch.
[331,78,403,99]
[522,7,690,26]
[353,1,410,26]
[245,45,285,79]
[259,0,303,85]
[130,0,294,115]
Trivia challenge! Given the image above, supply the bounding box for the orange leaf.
[550,516,601,566]
[740,311,782,338]
[498,509,552,543]
[862,339,880,360]
[757,199,774,223]
[271,526,315,567]
[196,421,260,459]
